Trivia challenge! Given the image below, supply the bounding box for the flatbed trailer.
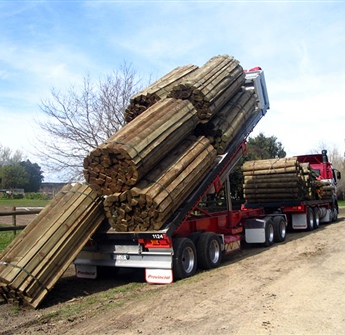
[244,198,337,231]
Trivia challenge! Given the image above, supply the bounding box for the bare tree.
[0,144,23,166]
[327,147,345,199]
[35,63,143,181]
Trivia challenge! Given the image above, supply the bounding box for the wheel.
[273,216,287,242]
[263,219,274,247]
[173,238,197,280]
[197,232,222,270]
[331,199,339,223]
[332,207,338,222]
[313,208,320,229]
[307,208,314,231]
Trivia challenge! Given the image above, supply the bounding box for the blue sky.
[1,0,345,181]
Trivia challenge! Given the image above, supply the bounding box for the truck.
[243,150,341,231]
[74,67,340,284]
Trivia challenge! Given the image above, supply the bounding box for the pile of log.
[314,180,335,199]
[169,54,245,121]
[103,136,217,231]
[85,54,259,231]
[242,157,315,203]
[84,98,199,195]
[195,89,258,154]
[0,183,105,309]
[124,64,198,123]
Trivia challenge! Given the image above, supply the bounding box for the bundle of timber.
[169,54,245,121]
[242,157,317,203]
[103,136,217,231]
[85,54,255,231]
[84,98,199,195]
[124,64,199,123]
[313,180,335,199]
[195,89,258,154]
[0,183,105,309]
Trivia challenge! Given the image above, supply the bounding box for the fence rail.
[0,207,42,233]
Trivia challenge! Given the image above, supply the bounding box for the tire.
[173,238,197,280]
[273,216,287,242]
[332,207,338,222]
[197,232,222,270]
[263,219,274,247]
[307,208,314,231]
[313,208,320,229]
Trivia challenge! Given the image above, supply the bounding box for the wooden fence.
[0,207,42,233]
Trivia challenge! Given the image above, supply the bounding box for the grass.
[0,227,16,252]
[0,198,50,207]
[43,282,146,323]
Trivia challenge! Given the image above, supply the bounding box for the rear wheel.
[273,216,287,242]
[197,232,222,270]
[332,207,338,222]
[307,208,314,231]
[263,219,274,247]
[313,208,320,229]
[173,238,197,280]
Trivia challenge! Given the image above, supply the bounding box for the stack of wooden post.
[168,54,245,121]
[313,180,335,199]
[84,98,199,195]
[242,157,317,203]
[124,64,199,123]
[103,136,217,231]
[85,54,256,231]
[195,89,258,154]
[0,183,105,309]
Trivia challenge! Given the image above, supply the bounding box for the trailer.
[74,67,292,283]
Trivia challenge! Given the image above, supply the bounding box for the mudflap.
[145,269,173,284]
[245,218,266,243]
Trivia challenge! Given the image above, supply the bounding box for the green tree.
[20,160,44,192]
[0,164,28,191]
[246,133,286,160]
[229,133,286,202]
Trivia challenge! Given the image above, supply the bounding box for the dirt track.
[1,208,345,335]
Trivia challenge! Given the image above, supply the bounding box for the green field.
[0,198,50,207]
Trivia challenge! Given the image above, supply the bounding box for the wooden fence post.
[12,206,17,236]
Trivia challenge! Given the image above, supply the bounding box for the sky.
[1,0,345,181]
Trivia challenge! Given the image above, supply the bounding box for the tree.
[246,133,286,160]
[0,144,23,166]
[0,164,28,191]
[229,133,286,202]
[35,62,143,181]
[20,160,44,192]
